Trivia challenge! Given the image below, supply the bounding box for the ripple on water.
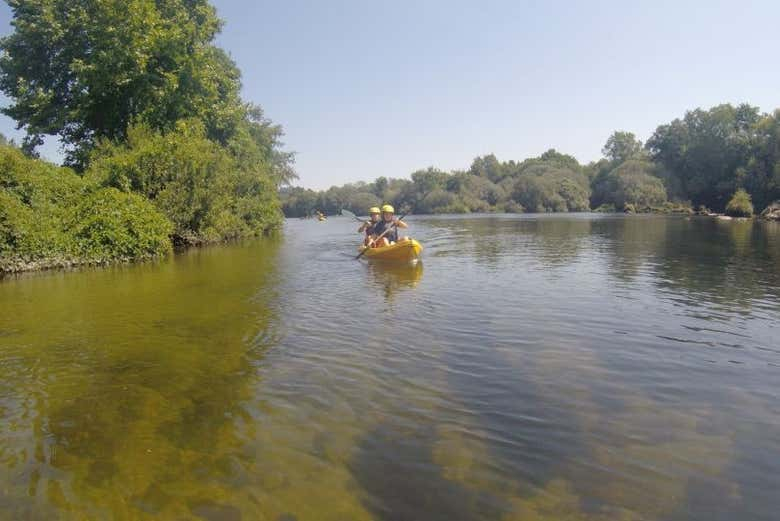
[0,215,778,520]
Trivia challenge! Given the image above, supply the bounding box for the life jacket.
[372,220,398,243]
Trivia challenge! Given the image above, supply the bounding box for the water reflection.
[425,215,594,269]
[365,261,424,302]
[1,216,778,520]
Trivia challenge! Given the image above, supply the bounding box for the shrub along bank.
[0,0,293,274]
[0,146,172,272]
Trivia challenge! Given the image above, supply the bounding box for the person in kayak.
[358,207,381,245]
[371,204,408,247]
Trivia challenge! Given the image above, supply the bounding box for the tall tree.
[602,131,643,164]
[0,0,245,169]
[646,104,760,210]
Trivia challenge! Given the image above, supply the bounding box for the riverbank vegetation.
[282,104,780,219]
[0,0,292,273]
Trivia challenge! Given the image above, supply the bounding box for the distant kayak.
[318,216,326,221]
[358,239,423,262]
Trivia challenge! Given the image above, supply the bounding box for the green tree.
[591,160,668,209]
[411,167,449,194]
[0,0,246,168]
[86,120,280,242]
[602,131,643,164]
[468,154,505,182]
[511,164,590,212]
[741,110,780,211]
[646,104,760,210]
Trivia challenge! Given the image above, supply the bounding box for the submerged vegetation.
[283,105,780,219]
[0,0,292,273]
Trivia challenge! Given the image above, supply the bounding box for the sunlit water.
[1,214,779,520]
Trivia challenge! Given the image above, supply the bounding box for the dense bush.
[511,166,590,213]
[70,188,172,260]
[591,160,668,209]
[0,146,84,264]
[86,120,281,242]
[0,146,172,271]
[725,189,754,217]
[0,0,290,273]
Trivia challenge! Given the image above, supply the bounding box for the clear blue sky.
[1,1,779,189]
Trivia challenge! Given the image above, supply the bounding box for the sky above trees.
[2,0,780,189]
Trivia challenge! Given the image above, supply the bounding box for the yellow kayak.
[358,239,423,262]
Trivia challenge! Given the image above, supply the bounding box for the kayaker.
[358,207,381,245]
[371,204,408,247]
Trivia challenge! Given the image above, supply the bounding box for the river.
[0,214,778,520]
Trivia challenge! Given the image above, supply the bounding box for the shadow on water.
[0,238,283,519]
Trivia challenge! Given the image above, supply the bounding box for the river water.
[0,214,778,520]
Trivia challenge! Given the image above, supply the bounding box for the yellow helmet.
[381,204,395,213]
[369,206,380,214]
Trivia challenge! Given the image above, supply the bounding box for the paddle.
[340,209,365,222]
[355,213,408,260]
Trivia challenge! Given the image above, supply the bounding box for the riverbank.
[0,124,285,275]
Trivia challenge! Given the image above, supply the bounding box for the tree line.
[0,0,292,273]
[282,103,780,219]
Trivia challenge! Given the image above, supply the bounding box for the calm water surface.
[1,214,779,520]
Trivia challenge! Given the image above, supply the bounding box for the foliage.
[0,0,246,168]
[283,150,591,217]
[511,165,590,212]
[591,160,667,209]
[740,109,780,210]
[0,145,171,271]
[0,0,290,272]
[602,131,643,164]
[725,189,754,217]
[0,145,85,261]
[646,104,761,211]
[70,188,172,260]
[277,103,780,220]
[86,120,281,242]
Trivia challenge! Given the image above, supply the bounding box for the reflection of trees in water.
[0,240,285,519]
[594,215,669,283]
[352,216,777,520]
[524,217,593,267]
[426,216,593,268]
[653,219,780,306]
[600,217,780,307]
